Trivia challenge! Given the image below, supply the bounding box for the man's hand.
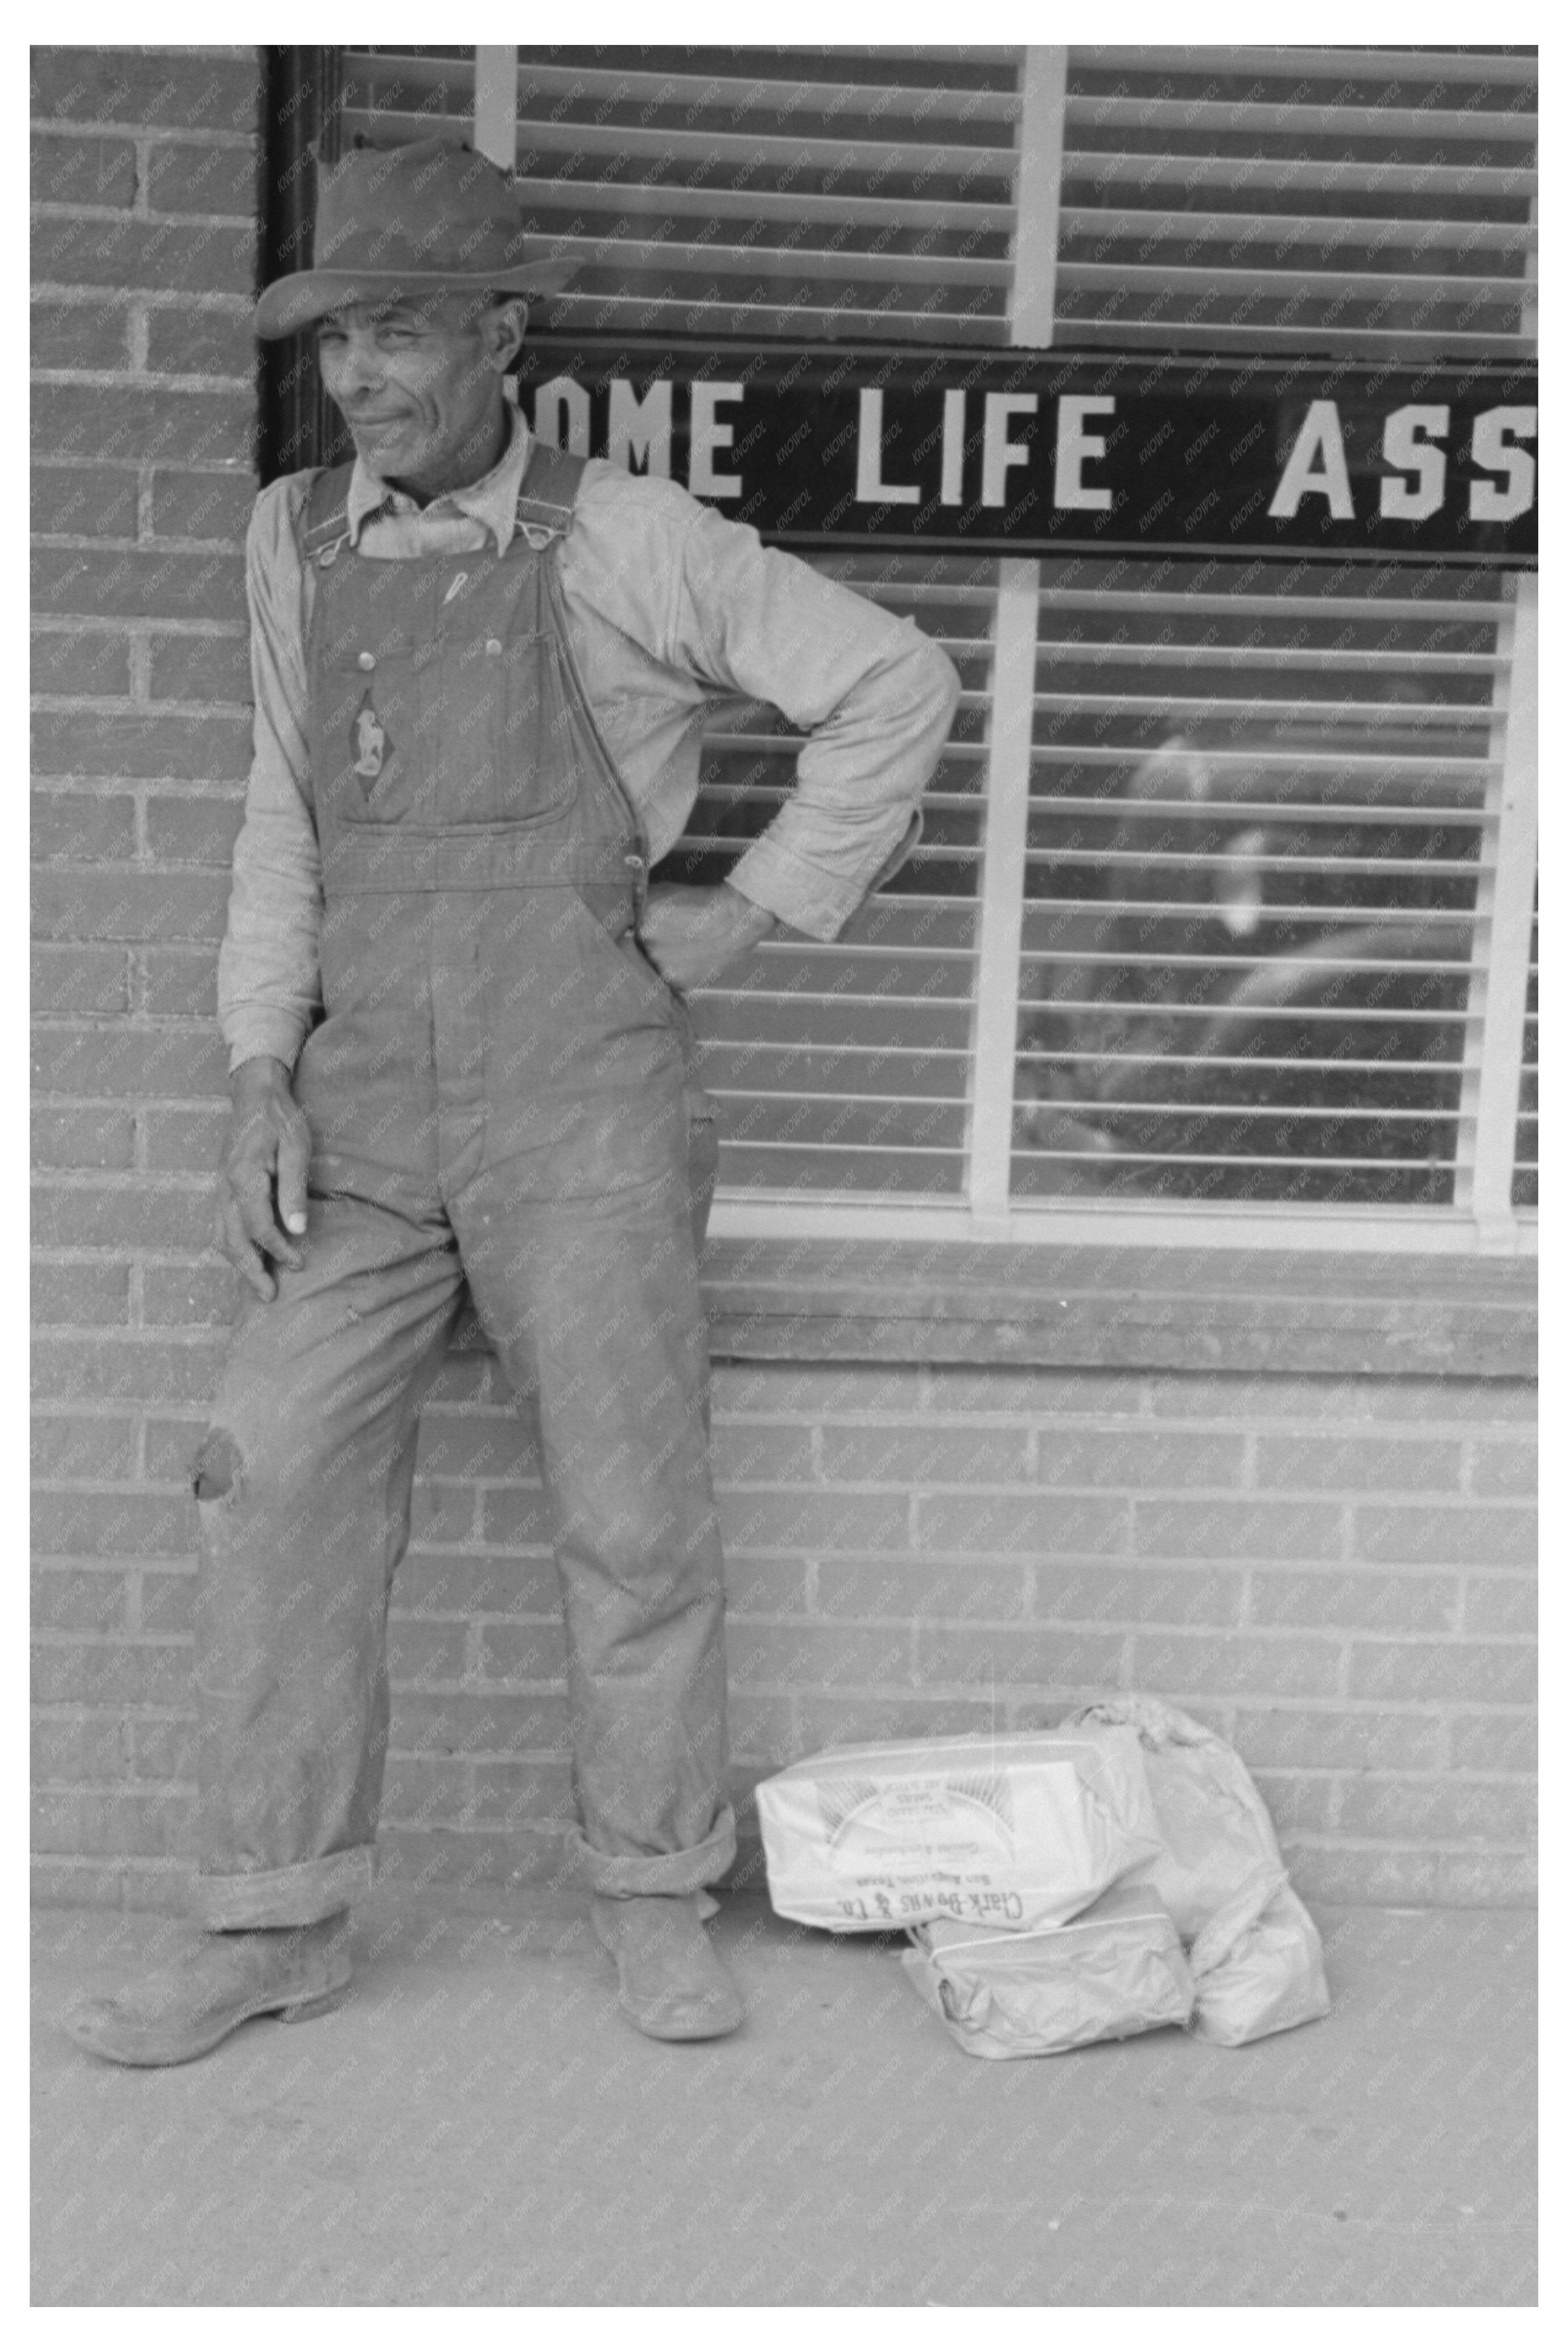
[636,882,778,995]
[216,1055,312,1303]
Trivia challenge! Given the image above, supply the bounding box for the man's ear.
[487,296,528,372]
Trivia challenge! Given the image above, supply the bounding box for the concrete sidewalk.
[32,1894,1535,2306]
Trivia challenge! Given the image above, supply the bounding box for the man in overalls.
[66,138,958,2066]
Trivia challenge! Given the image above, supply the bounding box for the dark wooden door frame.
[256,46,345,485]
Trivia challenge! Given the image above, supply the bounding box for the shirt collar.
[344,401,533,554]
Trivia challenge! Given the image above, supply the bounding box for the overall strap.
[299,462,356,571]
[513,438,588,551]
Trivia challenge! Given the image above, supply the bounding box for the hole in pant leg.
[193,1429,244,1504]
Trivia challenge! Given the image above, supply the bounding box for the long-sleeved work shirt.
[221,403,961,1073]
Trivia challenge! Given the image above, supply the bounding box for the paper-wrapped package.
[754,1727,1164,1934]
[902,1885,1195,2060]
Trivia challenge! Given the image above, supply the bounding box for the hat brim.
[254,262,578,341]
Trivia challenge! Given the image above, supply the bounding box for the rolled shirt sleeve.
[665,505,961,941]
[217,480,324,1074]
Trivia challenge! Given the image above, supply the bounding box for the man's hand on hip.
[637,882,778,994]
[216,1055,312,1303]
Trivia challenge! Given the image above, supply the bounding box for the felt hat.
[254,135,576,340]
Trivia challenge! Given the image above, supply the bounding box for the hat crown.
[313,135,530,281]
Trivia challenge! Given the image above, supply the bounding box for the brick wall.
[30,47,1537,1919]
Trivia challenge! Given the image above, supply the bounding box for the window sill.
[695,1240,1538,1377]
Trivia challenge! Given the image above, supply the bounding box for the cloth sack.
[1066,1692,1330,2044]
[902,1884,1195,2061]
[755,1727,1164,1934]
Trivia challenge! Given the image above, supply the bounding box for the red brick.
[31,298,129,371]
[146,304,252,378]
[1448,1712,1536,1772]
[148,633,250,701]
[930,1368,1150,1416]
[31,945,131,1014]
[31,791,136,862]
[30,381,252,466]
[387,1691,571,1756]
[717,1364,925,1417]
[1254,1434,1462,1491]
[914,1491,1125,1557]
[794,1694,998,1748]
[32,1260,130,1326]
[1470,1440,1536,1498]
[149,469,255,541]
[140,1264,234,1328]
[1032,1563,1244,1626]
[821,1424,1031,1483]
[33,1785,194,1857]
[128,1714,196,1779]
[728,1490,914,1555]
[1353,1503,1536,1568]
[1348,1640,1535,1706]
[32,1638,192,1708]
[712,1421,819,1482]
[1337,1777,1536,1843]
[474,1624,571,1685]
[466,1761,576,1822]
[814,1561,1029,1621]
[1038,1429,1247,1490]
[138,952,219,1020]
[1133,1498,1343,1561]
[1461,1575,1535,1637]
[726,1692,796,1754]
[30,463,139,536]
[145,142,257,219]
[1146,1372,1529,1423]
[31,1105,135,1170]
[32,1412,140,1481]
[33,868,229,943]
[32,1181,213,1252]
[32,708,250,781]
[1131,1632,1342,1699]
[1288,1843,1437,1906]
[144,793,244,864]
[1250,1769,1336,1833]
[411,1481,478,1546]
[478,1487,553,1548]
[30,1565,130,1633]
[142,1103,227,1169]
[30,131,137,208]
[731,1624,916,1688]
[32,628,132,697]
[375,1822,566,1897]
[915,1626,1123,1689]
[1434,1850,1536,1905]
[1248,1569,1458,1634]
[1232,1705,1444,1773]
[31,213,257,297]
[386,1621,469,1687]
[414,1411,540,1482]
[32,1487,196,1558]
[380,1756,473,1825]
[32,1710,131,1780]
[32,1334,227,1407]
[394,1550,558,1619]
[139,1570,194,1634]
[30,50,259,134]
[143,1418,206,1481]
[721,1553,810,1614]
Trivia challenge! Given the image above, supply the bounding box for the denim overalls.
[192,442,735,1927]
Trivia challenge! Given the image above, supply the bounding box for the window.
[326,45,1538,1253]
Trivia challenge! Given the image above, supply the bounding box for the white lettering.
[1268,400,1355,519]
[530,376,591,457]
[1379,405,1449,522]
[854,389,921,505]
[688,381,745,499]
[940,388,966,505]
[1468,406,1537,522]
[1053,394,1116,511]
[607,378,673,476]
[981,392,1038,507]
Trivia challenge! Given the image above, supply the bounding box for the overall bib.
[192,444,736,1928]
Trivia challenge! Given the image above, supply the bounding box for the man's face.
[315,293,523,493]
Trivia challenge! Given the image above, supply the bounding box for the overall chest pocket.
[426,624,581,829]
[316,629,422,827]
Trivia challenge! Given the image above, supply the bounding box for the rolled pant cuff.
[193,1846,374,1930]
[565,1804,738,1898]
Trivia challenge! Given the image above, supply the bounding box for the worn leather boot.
[62,1912,353,2067]
[590,1893,744,2041]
